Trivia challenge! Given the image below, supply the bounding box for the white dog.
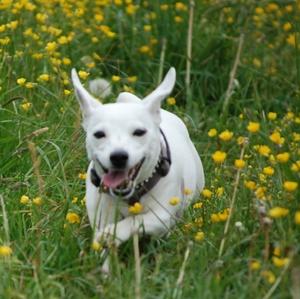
[71,67,204,270]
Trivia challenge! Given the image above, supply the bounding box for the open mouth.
[101,158,145,195]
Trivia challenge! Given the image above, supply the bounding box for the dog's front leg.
[96,209,175,245]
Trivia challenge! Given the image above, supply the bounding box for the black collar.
[90,128,171,206]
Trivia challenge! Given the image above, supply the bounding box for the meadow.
[0,0,300,298]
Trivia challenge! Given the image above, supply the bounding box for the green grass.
[0,0,300,298]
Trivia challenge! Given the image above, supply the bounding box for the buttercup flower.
[263,166,275,176]
[269,207,289,218]
[92,241,102,251]
[32,197,42,206]
[295,211,300,224]
[234,159,246,169]
[276,152,290,163]
[0,245,12,257]
[212,151,227,164]
[128,202,143,214]
[194,231,205,241]
[167,97,176,106]
[272,256,290,268]
[267,112,277,120]
[249,260,261,270]
[201,189,212,198]
[247,122,260,133]
[20,195,30,204]
[219,130,233,141]
[283,181,298,192]
[208,128,217,137]
[269,131,284,145]
[66,212,81,224]
[169,197,180,206]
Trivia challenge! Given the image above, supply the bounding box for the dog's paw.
[94,224,121,246]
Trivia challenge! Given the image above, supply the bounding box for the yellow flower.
[234,159,246,169]
[283,22,292,31]
[127,76,137,83]
[194,231,205,241]
[283,181,298,192]
[267,112,277,120]
[244,180,256,190]
[78,172,87,180]
[249,260,261,270]
[269,207,289,218]
[20,195,30,204]
[169,197,180,206]
[247,122,260,133]
[143,25,151,32]
[20,101,32,111]
[261,270,276,284]
[58,35,68,44]
[112,75,121,82]
[255,7,264,15]
[175,2,188,11]
[211,213,220,223]
[219,130,233,141]
[174,16,183,23]
[272,256,290,268]
[37,74,50,82]
[0,245,12,257]
[45,41,57,53]
[62,57,71,65]
[139,45,151,54]
[193,202,203,209]
[128,202,143,214]
[91,241,103,251]
[66,212,81,224]
[291,161,300,172]
[25,82,36,89]
[32,197,42,206]
[258,145,271,156]
[263,166,275,176]
[64,89,71,95]
[201,189,212,199]
[78,71,89,80]
[252,58,261,68]
[167,97,176,106]
[273,247,281,257]
[255,187,266,199]
[184,188,192,195]
[72,197,78,204]
[276,152,290,163]
[237,136,246,145]
[288,34,297,48]
[218,210,229,221]
[212,151,227,164]
[216,187,224,197]
[208,128,217,137]
[17,77,26,85]
[269,131,284,145]
[295,211,300,224]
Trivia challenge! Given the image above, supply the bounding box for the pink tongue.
[103,170,128,188]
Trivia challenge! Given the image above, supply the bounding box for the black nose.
[110,150,128,168]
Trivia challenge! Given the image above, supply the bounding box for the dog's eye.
[133,129,147,137]
[94,131,106,139]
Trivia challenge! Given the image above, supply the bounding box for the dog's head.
[71,68,176,193]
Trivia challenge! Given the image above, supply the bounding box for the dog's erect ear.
[116,92,141,104]
[143,67,176,123]
[71,68,102,118]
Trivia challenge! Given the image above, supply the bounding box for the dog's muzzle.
[94,157,145,199]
